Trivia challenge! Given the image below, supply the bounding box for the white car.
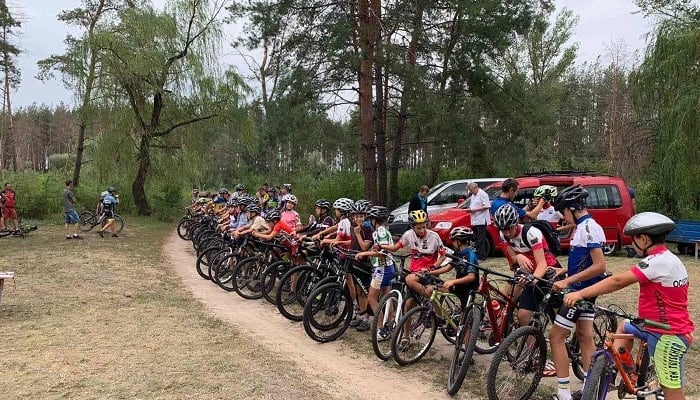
[388,178,506,236]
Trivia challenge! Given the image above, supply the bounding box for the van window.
[585,185,622,209]
[513,188,536,208]
[430,183,466,206]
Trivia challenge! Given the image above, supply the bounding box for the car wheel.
[603,242,618,256]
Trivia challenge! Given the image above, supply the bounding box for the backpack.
[521,220,562,256]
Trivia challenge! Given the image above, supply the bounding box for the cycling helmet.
[283,183,292,191]
[107,186,116,193]
[235,183,245,191]
[623,212,675,236]
[493,205,519,230]
[368,206,389,220]
[315,199,332,210]
[450,226,474,242]
[286,195,298,204]
[351,199,372,214]
[333,198,354,213]
[408,209,429,225]
[553,185,589,211]
[226,198,238,207]
[219,188,229,195]
[100,191,109,198]
[197,197,208,204]
[265,210,281,221]
[533,185,558,201]
[246,204,261,215]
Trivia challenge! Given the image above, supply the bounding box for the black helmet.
[315,199,332,210]
[368,206,389,220]
[623,212,675,236]
[265,210,281,221]
[554,185,589,212]
[235,183,245,191]
[219,188,229,195]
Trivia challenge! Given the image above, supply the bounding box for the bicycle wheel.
[113,214,124,233]
[232,257,266,299]
[391,305,438,366]
[261,260,291,305]
[485,325,547,400]
[195,245,219,280]
[302,282,353,343]
[636,348,659,400]
[0,229,12,238]
[177,218,190,240]
[447,306,482,396]
[371,291,401,361]
[79,211,97,232]
[276,265,320,322]
[568,334,586,382]
[439,296,463,345]
[581,356,610,400]
[213,253,239,291]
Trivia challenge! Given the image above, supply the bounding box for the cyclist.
[493,204,564,328]
[98,187,120,238]
[528,185,564,223]
[312,197,354,244]
[357,206,395,334]
[430,227,479,309]
[564,212,694,400]
[378,209,447,307]
[547,185,608,400]
[234,183,246,198]
[281,194,302,231]
[297,199,336,237]
[251,209,299,259]
[347,201,375,331]
[234,204,270,238]
[213,189,230,212]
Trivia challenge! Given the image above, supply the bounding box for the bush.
[47,154,75,171]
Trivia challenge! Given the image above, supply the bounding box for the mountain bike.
[581,304,669,400]
[79,210,124,233]
[0,218,39,238]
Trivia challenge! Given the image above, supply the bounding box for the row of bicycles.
[177,210,667,400]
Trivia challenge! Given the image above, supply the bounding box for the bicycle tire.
[485,325,547,400]
[79,211,97,232]
[195,246,217,280]
[261,260,291,305]
[636,347,658,400]
[371,291,401,361]
[447,306,482,396]
[0,229,12,238]
[177,218,190,240]
[439,296,463,345]
[302,282,353,343]
[113,214,124,233]
[276,265,320,322]
[213,253,239,291]
[581,355,609,400]
[232,256,266,299]
[391,305,438,366]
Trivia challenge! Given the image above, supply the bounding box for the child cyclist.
[378,210,447,308]
[547,185,608,399]
[431,227,479,308]
[233,205,270,238]
[250,209,299,260]
[565,212,694,400]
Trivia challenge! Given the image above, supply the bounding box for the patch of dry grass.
[0,222,335,400]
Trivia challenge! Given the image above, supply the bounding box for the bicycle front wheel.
[371,291,401,361]
[79,211,97,232]
[581,356,610,400]
[485,325,547,400]
[232,257,266,299]
[447,306,482,396]
[391,305,438,366]
[302,282,353,343]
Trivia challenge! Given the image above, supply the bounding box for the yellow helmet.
[408,209,429,225]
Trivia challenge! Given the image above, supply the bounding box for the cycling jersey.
[103,194,118,211]
[2,189,15,208]
[249,216,270,233]
[567,215,606,291]
[397,229,446,272]
[537,204,562,223]
[281,210,300,230]
[500,224,559,267]
[630,245,694,336]
[272,220,298,253]
[371,226,394,268]
[350,224,374,251]
[453,247,479,293]
[490,196,526,219]
[336,218,352,246]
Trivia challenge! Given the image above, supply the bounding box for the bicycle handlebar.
[588,304,671,331]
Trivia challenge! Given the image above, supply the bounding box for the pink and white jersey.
[630,246,694,335]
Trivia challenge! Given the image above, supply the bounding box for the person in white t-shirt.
[466,182,490,260]
[528,185,564,224]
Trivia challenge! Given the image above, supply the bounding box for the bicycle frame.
[427,288,461,330]
[595,331,653,396]
[475,269,519,347]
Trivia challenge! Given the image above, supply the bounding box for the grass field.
[1,220,699,399]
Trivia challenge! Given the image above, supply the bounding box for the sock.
[582,370,587,386]
[557,377,571,400]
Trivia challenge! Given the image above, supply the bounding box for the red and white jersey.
[336,218,352,244]
[630,246,694,335]
[500,224,559,267]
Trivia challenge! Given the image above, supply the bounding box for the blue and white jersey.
[567,214,606,291]
[103,194,118,210]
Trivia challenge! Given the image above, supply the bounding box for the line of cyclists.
[185,179,693,400]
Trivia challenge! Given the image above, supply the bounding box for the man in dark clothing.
[408,185,430,213]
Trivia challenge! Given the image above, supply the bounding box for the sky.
[10,0,663,109]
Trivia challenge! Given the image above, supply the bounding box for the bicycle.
[581,304,669,400]
[0,218,39,238]
[445,253,520,396]
[79,210,124,233]
[390,272,463,366]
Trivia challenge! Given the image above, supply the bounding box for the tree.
[96,0,239,215]
[0,0,21,172]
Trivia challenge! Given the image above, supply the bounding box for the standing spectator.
[466,182,490,261]
[0,190,5,229]
[257,183,270,211]
[490,178,543,221]
[191,188,200,204]
[1,182,18,231]
[63,180,82,240]
[408,185,430,213]
[627,186,636,213]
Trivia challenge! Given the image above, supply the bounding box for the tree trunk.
[133,129,151,215]
[389,0,425,208]
[373,0,386,206]
[358,0,377,202]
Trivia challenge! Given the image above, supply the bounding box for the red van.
[430,172,635,256]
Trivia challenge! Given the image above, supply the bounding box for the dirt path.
[165,231,452,400]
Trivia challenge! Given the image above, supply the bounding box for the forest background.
[0,0,697,221]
